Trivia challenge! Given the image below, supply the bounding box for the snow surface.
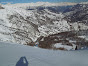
[71,23,88,30]
[78,36,88,41]
[54,43,76,50]
[0,42,88,66]
[2,2,77,9]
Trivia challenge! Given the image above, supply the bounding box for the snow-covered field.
[0,42,88,66]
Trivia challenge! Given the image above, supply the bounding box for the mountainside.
[64,4,88,25]
[27,6,73,13]
[0,2,88,50]
[0,4,72,44]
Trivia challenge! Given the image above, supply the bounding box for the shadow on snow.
[16,56,29,66]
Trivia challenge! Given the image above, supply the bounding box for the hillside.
[0,2,88,50]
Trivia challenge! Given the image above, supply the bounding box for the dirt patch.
[27,31,88,50]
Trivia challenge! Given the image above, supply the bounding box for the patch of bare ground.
[26,42,35,46]
[27,31,88,50]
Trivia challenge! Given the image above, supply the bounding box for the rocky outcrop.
[0,5,4,9]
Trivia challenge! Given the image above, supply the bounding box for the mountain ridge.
[0,3,88,50]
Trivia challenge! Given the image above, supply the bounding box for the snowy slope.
[0,6,38,44]
[0,42,88,66]
[0,4,72,44]
[0,3,88,45]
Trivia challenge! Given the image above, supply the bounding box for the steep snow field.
[0,42,88,66]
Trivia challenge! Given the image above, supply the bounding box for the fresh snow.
[0,42,88,66]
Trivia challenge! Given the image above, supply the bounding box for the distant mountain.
[27,6,72,13]
[64,4,88,25]
[5,2,76,7]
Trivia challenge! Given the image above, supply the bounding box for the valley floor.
[0,42,88,66]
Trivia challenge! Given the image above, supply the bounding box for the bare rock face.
[0,5,4,9]
[27,31,88,50]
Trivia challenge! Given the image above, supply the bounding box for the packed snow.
[54,43,76,50]
[0,42,88,66]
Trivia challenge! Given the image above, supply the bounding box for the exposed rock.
[0,5,4,9]
[27,31,88,50]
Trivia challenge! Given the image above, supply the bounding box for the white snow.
[2,2,77,9]
[78,36,88,40]
[0,42,88,66]
[80,2,88,4]
[71,22,88,30]
[54,43,76,50]
[38,20,71,36]
[0,5,39,44]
